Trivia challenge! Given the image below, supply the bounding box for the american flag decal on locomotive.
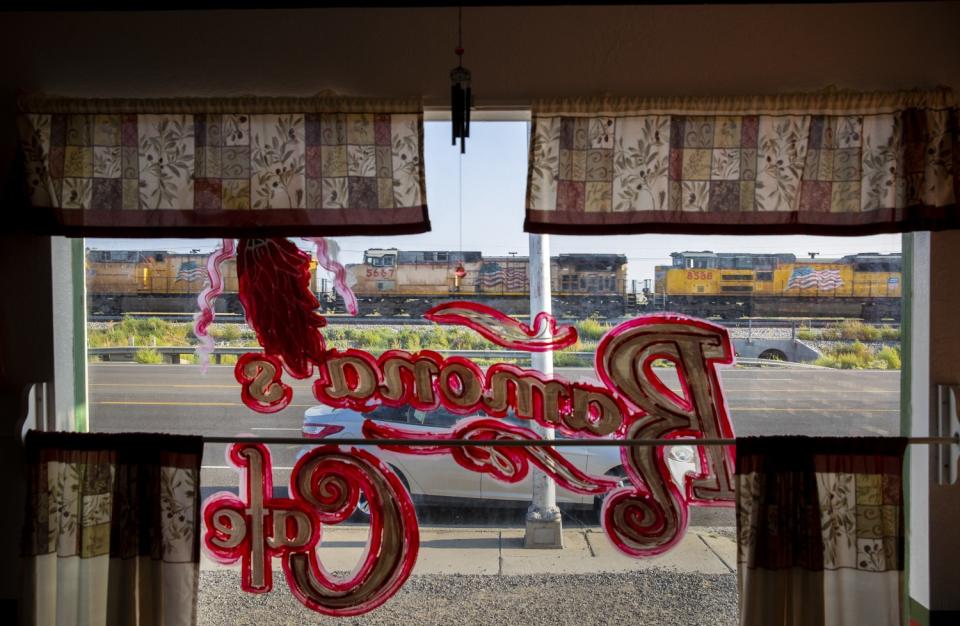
[479,261,528,290]
[176,260,209,283]
[785,267,843,290]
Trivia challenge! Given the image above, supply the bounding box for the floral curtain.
[526,88,959,235]
[21,431,204,626]
[16,96,429,237]
[736,436,907,626]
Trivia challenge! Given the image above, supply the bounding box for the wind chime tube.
[451,83,461,146]
[464,86,471,138]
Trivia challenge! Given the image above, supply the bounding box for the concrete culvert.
[758,349,787,361]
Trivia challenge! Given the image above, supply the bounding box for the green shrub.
[134,348,164,364]
[576,317,609,342]
[796,327,815,341]
[212,324,242,342]
[424,327,450,350]
[220,354,239,366]
[834,320,882,341]
[554,351,590,367]
[397,329,423,352]
[812,342,901,370]
[877,346,901,370]
[821,328,842,340]
[831,340,872,362]
[880,326,900,341]
[814,354,839,368]
[835,352,863,369]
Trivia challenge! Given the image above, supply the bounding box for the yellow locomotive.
[343,249,631,317]
[651,251,901,320]
[86,250,244,315]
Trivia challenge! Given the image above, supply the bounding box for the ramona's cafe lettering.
[204,312,736,616]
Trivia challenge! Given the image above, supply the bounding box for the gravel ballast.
[198,569,739,626]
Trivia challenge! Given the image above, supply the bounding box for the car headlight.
[668,445,695,464]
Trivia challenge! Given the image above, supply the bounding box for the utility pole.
[524,233,563,548]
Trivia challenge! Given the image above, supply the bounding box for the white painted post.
[524,233,563,548]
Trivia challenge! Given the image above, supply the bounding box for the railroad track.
[89,312,899,329]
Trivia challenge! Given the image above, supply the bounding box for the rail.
[89,312,900,329]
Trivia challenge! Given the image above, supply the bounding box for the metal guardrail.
[89,347,825,368]
[88,346,537,364]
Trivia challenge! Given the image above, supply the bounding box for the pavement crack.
[698,533,735,574]
[583,530,597,558]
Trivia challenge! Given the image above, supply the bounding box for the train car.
[337,249,631,318]
[86,250,244,316]
[649,251,902,320]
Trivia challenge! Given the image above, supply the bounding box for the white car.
[301,404,697,519]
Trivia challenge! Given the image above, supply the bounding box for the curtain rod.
[201,435,959,447]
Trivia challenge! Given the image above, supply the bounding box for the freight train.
[84,248,902,321]
[652,251,901,321]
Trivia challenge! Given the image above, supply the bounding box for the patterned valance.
[17,95,429,237]
[525,88,959,235]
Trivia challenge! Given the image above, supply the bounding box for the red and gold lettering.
[233,306,737,567]
[235,353,292,414]
[202,443,419,617]
[595,314,735,556]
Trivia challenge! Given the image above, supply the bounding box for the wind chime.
[450,8,471,288]
[450,6,471,154]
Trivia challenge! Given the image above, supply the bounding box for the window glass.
[82,119,903,618]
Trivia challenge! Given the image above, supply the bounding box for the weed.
[134,348,164,364]
[877,346,901,369]
[880,326,900,341]
[812,343,901,370]
[576,317,609,342]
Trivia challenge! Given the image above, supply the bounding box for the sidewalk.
[200,526,736,576]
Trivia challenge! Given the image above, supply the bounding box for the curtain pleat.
[21,431,204,626]
[736,436,907,626]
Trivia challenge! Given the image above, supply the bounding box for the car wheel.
[351,466,409,522]
[594,466,629,513]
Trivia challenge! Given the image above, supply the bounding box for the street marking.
[91,383,238,389]
[95,401,237,407]
[723,388,898,394]
[729,406,900,413]
[203,465,295,470]
[93,400,897,412]
[90,363,234,368]
[93,401,317,408]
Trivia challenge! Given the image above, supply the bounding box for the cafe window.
[78,119,905,622]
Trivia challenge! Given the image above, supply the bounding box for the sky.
[87,121,902,286]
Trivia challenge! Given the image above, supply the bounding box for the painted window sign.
[204,443,419,616]
[200,237,736,616]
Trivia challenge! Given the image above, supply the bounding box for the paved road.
[89,362,899,477]
[89,363,900,433]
